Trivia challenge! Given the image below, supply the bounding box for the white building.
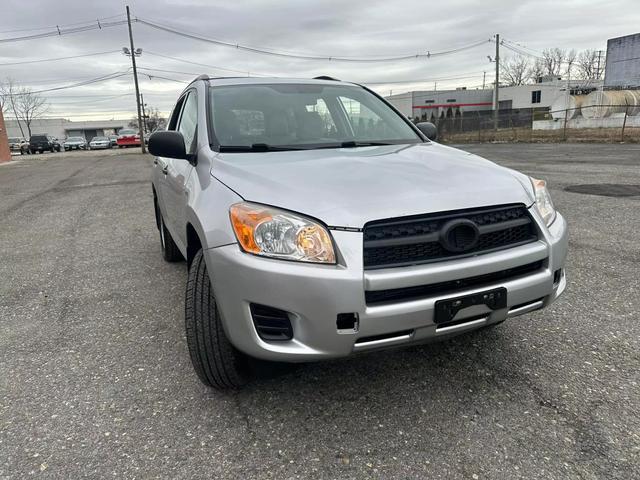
[386,78,604,120]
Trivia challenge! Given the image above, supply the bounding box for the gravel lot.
[1,144,639,479]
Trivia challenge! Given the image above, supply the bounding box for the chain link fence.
[425,105,640,143]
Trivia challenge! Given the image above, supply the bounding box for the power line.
[137,66,208,77]
[138,72,188,84]
[362,72,486,85]
[0,14,125,34]
[0,19,128,44]
[144,50,269,76]
[8,69,131,86]
[0,50,121,66]
[15,71,132,95]
[137,17,490,62]
[51,93,134,104]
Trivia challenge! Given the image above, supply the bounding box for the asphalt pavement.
[0,144,639,479]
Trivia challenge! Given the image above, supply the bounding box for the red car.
[116,129,141,148]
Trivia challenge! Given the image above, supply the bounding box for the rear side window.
[177,91,198,154]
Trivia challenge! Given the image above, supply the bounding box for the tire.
[158,210,183,262]
[185,249,250,390]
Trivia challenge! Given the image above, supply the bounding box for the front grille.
[366,260,543,305]
[363,204,537,269]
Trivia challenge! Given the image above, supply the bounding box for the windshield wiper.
[339,141,394,148]
[218,143,306,152]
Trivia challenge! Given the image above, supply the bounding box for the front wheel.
[185,249,250,390]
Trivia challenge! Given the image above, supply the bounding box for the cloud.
[1,0,638,119]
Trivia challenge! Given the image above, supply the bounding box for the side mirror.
[148,131,187,159]
[416,122,438,141]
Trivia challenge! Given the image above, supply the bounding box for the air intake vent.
[250,304,293,341]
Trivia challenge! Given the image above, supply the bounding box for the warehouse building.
[5,118,128,141]
[386,77,602,121]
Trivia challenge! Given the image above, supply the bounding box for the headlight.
[229,202,336,264]
[531,177,556,226]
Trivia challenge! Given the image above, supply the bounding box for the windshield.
[209,83,421,150]
[67,137,84,142]
[9,138,19,143]
[119,129,136,135]
[92,137,107,141]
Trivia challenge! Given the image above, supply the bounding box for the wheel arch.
[186,222,203,267]
[152,185,161,230]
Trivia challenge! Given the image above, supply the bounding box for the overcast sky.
[1,0,639,121]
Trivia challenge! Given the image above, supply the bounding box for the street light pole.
[126,5,146,154]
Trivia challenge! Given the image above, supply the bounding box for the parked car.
[116,129,141,148]
[108,135,119,147]
[150,75,568,390]
[63,136,87,151]
[88,136,112,150]
[29,134,61,154]
[8,137,29,154]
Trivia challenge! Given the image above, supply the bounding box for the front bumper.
[205,211,568,362]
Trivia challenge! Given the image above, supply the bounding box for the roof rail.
[313,75,340,81]
[194,74,210,81]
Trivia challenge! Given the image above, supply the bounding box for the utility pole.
[140,93,147,133]
[482,71,486,89]
[563,63,571,141]
[595,49,604,79]
[126,5,146,154]
[493,33,500,131]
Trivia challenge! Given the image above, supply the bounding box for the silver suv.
[149,75,568,390]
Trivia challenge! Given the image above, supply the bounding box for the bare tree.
[145,108,167,132]
[575,49,605,80]
[501,55,531,86]
[14,87,48,138]
[540,48,577,77]
[527,58,546,83]
[0,78,27,138]
[129,107,166,132]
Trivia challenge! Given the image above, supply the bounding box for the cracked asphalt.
[1,144,639,479]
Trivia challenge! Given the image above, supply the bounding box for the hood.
[211,143,534,228]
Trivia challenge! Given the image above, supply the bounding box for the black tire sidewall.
[184,249,250,389]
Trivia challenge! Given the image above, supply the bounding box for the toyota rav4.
[149,75,568,390]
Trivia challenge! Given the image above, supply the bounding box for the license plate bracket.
[434,287,507,324]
